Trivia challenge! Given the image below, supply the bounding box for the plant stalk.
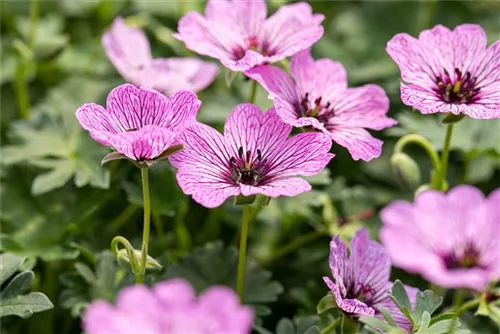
[236,205,251,300]
[136,167,151,284]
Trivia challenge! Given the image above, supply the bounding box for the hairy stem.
[236,205,251,300]
[136,167,151,284]
[248,80,258,104]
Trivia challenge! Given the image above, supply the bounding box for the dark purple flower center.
[346,282,377,305]
[442,245,483,269]
[229,146,268,186]
[299,93,334,124]
[435,68,480,104]
[231,36,276,60]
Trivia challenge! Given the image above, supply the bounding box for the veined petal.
[245,65,298,104]
[76,103,116,145]
[323,277,375,316]
[206,0,266,38]
[327,236,349,296]
[325,126,384,161]
[107,125,177,161]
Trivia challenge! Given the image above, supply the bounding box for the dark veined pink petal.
[265,131,334,178]
[348,229,391,305]
[323,277,375,316]
[290,49,347,100]
[263,3,324,62]
[245,65,298,105]
[239,177,311,198]
[102,17,152,85]
[205,0,267,38]
[223,104,292,160]
[76,103,115,146]
[106,125,178,161]
[324,126,383,161]
[327,84,395,131]
[105,84,200,133]
[327,236,349,297]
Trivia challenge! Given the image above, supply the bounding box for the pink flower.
[174,0,324,72]
[380,185,500,291]
[76,84,200,163]
[83,279,253,334]
[169,104,334,208]
[386,24,500,119]
[323,229,418,332]
[103,17,218,95]
[246,49,396,161]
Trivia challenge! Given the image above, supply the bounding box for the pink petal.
[265,131,334,178]
[327,236,349,296]
[154,279,196,309]
[325,126,384,161]
[290,49,347,99]
[328,84,395,130]
[102,17,152,85]
[107,125,177,161]
[239,176,311,198]
[273,96,325,130]
[76,103,115,145]
[323,277,375,316]
[245,65,298,104]
[223,104,292,160]
[263,3,324,61]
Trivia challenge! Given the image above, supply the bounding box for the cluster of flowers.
[76,0,500,333]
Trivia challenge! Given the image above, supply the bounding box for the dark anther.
[257,149,262,161]
[314,96,322,106]
[126,128,137,132]
[246,150,251,162]
[444,68,449,76]
[230,156,237,165]
[238,146,244,158]
[465,71,471,82]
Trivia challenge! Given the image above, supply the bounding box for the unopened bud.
[391,153,421,192]
[117,249,162,271]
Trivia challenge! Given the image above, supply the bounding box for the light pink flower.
[323,229,418,332]
[169,104,334,208]
[246,49,396,161]
[386,24,500,119]
[103,17,218,95]
[83,279,253,334]
[380,185,500,291]
[76,84,200,162]
[174,0,324,72]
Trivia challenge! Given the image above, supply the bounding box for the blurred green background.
[1,1,499,333]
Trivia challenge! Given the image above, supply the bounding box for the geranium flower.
[83,279,253,334]
[380,185,500,291]
[76,84,200,164]
[246,49,396,161]
[323,229,418,332]
[386,24,500,119]
[103,17,218,95]
[169,104,333,208]
[174,0,324,72]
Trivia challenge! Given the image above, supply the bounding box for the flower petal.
[205,0,266,37]
[265,131,334,178]
[263,3,324,61]
[327,236,349,297]
[239,177,311,198]
[154,279,196,309]
[76,103,115,146]
[323,277,375,316]
[107,125,177,161]
[223,104,292,160]
[325,126,384,161]
[245,65,298,105]
[102,17,152,85]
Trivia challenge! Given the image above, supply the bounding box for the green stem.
[236,205,251,300]
[437,124,454,191]
[28,0,39,48]
[136,167,151,284]
[321,316,342,334]
[248,80,258,104]
[455,298,480,315]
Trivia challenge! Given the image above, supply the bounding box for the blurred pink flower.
[323,229,418,332]
[76,84,200,162]
[386,24,500,119]
[174,0,324,72]
[103,17,218,95]
[169,104,334,208]
[246,49,396,161]
[381,185,500,291]
[83,279,253,334]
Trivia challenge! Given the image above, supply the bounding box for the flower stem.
[136,167,151,284]
[248,80,258,104]
[437,124,454,191]
[236,205,251,300]
[456,298,480,315]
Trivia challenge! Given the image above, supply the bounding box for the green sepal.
[234,194,256,205]
[442,113,465,124]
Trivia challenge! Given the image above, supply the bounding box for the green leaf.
[163,241,283,316]
[60,251,134,317]
[390,280,412,312]
[413,290,443,323]
[303,326,321,334]
[276,318,295,334]
[376,305,397,327]
[415,311,431,333]
[1,77,111,194]
[275,316,321,334]
[359,315,392,332]
[0,253,53,318]
[0,253,26,285]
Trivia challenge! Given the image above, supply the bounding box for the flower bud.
[391,153,421,192]
[117,249,162,271]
